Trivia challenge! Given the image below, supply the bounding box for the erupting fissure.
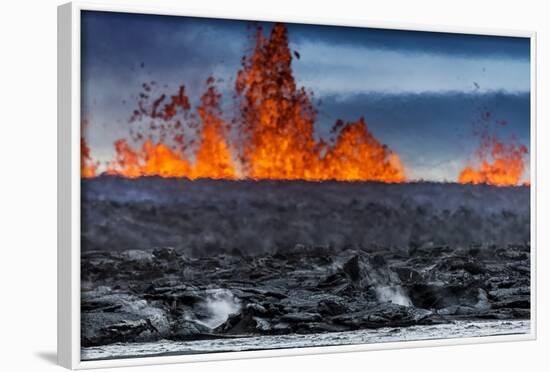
[81,137,98,178]
[458,114,528,187]
[83,23,406,182]
[81,23,527,186]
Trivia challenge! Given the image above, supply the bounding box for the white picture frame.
[58,1,537,369]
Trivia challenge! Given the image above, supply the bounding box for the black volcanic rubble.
[81,243,530,347]
[80,178,531,347]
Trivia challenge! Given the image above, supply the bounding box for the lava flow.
[458,115,528,187]
[84,23,408,182]
[81,137,97,178]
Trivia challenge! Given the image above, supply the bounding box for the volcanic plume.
[458,113,528,187]
[90,23,406,182]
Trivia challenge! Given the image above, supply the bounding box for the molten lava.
[86,23,406,182]
[193,79,237,180]
[234,24,321,180]
[233,24,405,182]
[458,140,528,186]
[106,139,192,179]
[81,137,97,178]
[106,80,236,180]
[322,118,405,182]
[458,119,528,186]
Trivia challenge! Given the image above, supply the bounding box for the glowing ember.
[234,24,321,180]
[193,78,237,180]
[106,139,192,178]
[81,137,97,178]
[458,116,528,187]
[322,118,405,182]
[86,23,406,182]
[233,24,405,182]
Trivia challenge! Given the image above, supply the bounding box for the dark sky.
[81,11,530,181]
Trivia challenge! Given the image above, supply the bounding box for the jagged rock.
[342,255,367,283]
[489,286,530,301]
[318,298,348,316]
[246,303,268,316]
[169,318,212,340]
[121,249,153,262]
[153,247,178,261]
[215,309,271,335]
[252,317,271,332]
[81,316,161,347]
[80,234,530,346]
[408,283,484,309]
[393,267,422,284]
[492,296,531,309]
[332,304,433,329]
[81,288,171,347]
[342,254,405,293]
[409,243,452,258]
[281,312,322,323]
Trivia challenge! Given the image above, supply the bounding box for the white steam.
[376,285,412,307]
[201,289,241,328]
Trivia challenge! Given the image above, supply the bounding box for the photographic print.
[79,10,531,361]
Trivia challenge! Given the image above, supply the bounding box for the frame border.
[57,1,537,369]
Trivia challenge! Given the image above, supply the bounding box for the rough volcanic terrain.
[81,177,530,349]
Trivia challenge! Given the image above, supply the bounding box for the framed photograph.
[58,1,536,369]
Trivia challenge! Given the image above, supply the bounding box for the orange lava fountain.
[458,117,528,186]
[235,24,404,182]
[81,137,97,178]
[87,23,406,182]
[193,78,237,180]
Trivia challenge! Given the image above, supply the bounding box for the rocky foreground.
[81,243,530,347]
[81,177,530,348]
